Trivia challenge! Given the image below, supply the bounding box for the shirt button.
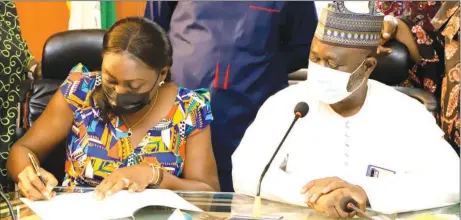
[344,162,348,166]
[344,153,349,158]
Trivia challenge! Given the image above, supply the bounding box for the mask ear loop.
[346,59,367,92]
[101,82,116,106]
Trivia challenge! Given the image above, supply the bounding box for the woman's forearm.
[6,145,36,182]
[159,171,218,192]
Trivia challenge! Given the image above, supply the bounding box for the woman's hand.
[378,15,422,63]
[94,163,157,200]
[18,165,58,201]
[378,15,399,54]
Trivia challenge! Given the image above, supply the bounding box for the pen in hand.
[27,153,51,200]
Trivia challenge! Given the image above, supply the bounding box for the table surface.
[1,190,459,220]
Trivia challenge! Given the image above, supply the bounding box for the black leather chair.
[288,69,307,85]
[41,29,105,80]
[371,40,437,112]
[288,40,437,112]
[370,41,412,85]
[16,29,106,183]
[17,79,66,182]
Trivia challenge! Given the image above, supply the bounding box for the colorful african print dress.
[60,64,213,187]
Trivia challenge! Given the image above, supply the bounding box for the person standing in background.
[145,1,318,192]
[378,1,460,155]
[0,1,40,192]
[376,1,443,107]
[432,1,460,154]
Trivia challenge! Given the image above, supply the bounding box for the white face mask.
[307,60,366,104]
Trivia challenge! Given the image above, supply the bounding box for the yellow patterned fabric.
[60,64,213,187]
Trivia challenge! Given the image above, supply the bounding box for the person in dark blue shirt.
[145,1,318,192]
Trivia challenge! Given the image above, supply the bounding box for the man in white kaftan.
[232,3,459,218]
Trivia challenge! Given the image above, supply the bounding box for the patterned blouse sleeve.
[186,88,213,137]
[59,64,96,113]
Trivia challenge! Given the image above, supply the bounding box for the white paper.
[167,209,187,220]
[20,189,203,220]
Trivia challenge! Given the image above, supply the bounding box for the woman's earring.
[95,74,102,86]
[159,81,165,87]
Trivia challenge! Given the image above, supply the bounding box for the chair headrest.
[41,29,106,80]
[370,40,414,86]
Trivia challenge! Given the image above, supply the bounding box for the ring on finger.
[121,178,130,187]
[384,15,398,26]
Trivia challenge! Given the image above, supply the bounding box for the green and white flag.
[67,1,116,30]
[100,1,116,30]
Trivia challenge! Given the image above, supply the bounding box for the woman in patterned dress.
[0,2,40,193]
[377,1,460,155]
[7,17,220,201]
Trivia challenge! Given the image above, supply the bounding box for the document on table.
[20,189,203,220]
[167,209,193,220]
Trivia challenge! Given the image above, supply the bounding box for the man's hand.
[301,177,368,218]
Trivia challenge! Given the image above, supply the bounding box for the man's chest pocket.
[359,143,407,178]
[233,2,284,52]
[366,165,396,178]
